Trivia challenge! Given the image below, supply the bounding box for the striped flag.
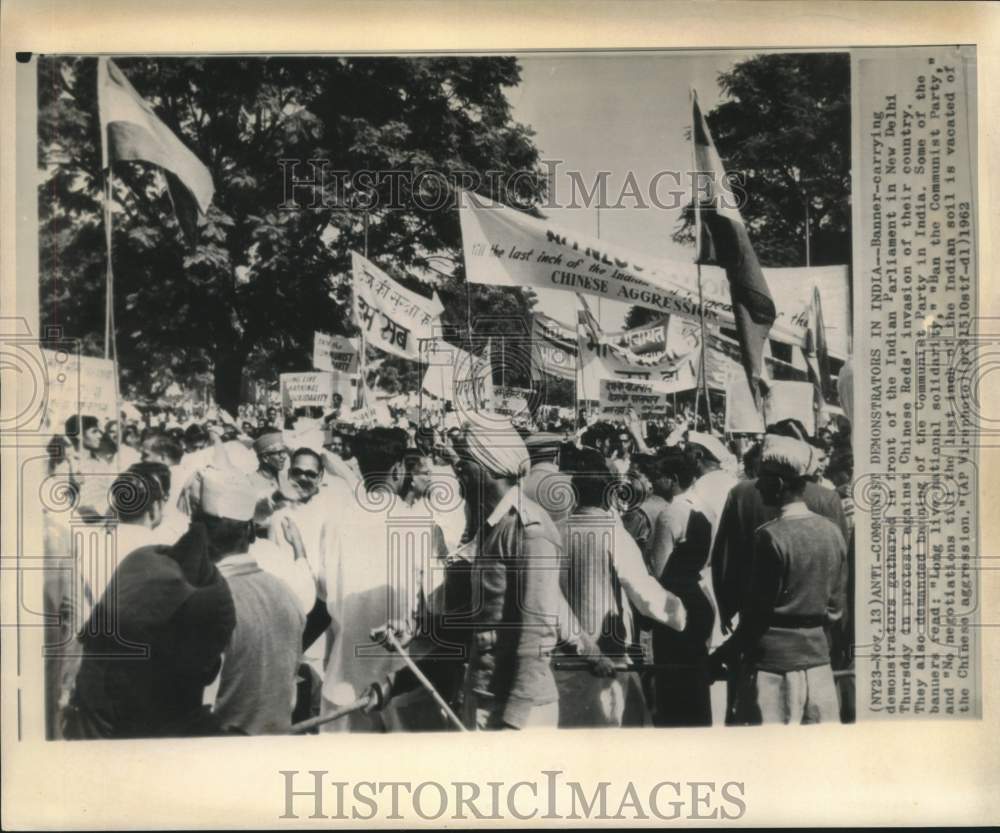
[804,285,832,405]
[97,58,214,242]
[691,89,776,407]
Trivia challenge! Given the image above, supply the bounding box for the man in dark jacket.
[63,466,245,739]
[711,419,848,634]
[709,419,848,724]
[711,435,847,724]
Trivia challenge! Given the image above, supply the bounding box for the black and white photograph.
[32,48,859,740]
[1,2,993,828]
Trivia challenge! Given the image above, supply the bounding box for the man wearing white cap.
[685,430,740,722]
[687,431,739,544]
[710,435,848,725]
[711,420,848,638]
[198,467,307,735]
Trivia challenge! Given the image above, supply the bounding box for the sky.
[505,50,759,329]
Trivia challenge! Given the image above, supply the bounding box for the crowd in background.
[42,397,854,738]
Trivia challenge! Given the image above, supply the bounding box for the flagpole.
[697,265,713,431]
[103,159,122,467]
[596,205,602,327]
[574,345,581,425]
[804,194,811,267]
[358,212,369,410]
[690,88,713,433]
[501,335,506,389]
[103,170,114,360]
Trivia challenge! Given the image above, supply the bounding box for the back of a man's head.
[567,446,614,510]
[145,432,185,465]
[352,427,408,484]
[110,462,171,524]
[658,446,698,491]
[184,423,209,449]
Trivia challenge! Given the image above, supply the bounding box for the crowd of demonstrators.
[43,392,854,738]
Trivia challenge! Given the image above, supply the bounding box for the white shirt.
[250,537,316,617]
[559,508,686,647]
[427,463,467,552]
[268,476,355,600]
[691,468,739,552]
[318,489,436,707]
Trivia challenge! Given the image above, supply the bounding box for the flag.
[97,58,215,243]
[804,285,832,408]
[691,89,776,407]
[576,293,602,342]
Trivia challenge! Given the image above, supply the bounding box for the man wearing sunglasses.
[287,451,324,501]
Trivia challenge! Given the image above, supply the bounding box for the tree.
[626,53,850,328]
[38,56,546,412]
[673,52,850,266]
[624,305,660,330]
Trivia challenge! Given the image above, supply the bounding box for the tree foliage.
[672,52,851,267]
[629,53,851,328]
[38,56,545,411]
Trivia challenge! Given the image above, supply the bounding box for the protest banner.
[458,191,848,351]
[352,251,443,360]
[613,317,668,355]
[598,378,672,419]
[578,315,693,395]
[341,406,377,427]
[420,338,480,401]
[452,340,494,414]
[725,377,817,435]
[280,371,352,410]
[763,380,817,435]
[313,332,359,373]
[663,316,702,357]
[41,350,118,432]
[531,312,577,380]
[492,385,532,417]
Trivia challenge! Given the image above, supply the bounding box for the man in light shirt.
[556,447,687,727]
[315,428,431,732]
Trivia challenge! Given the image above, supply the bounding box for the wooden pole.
[690,89,713,433]
[357,212,370,410]
[104,167,122,466]
[697,264,713,431]
[290,695,372,734]
[386,632,467,731]
[804,193,811,267]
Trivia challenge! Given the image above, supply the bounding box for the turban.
[687,431,735,467]
[524,432,563,463]
[459,422,530,480]
[760,435,815,480]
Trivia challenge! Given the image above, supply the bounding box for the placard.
[312,331,359,373]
